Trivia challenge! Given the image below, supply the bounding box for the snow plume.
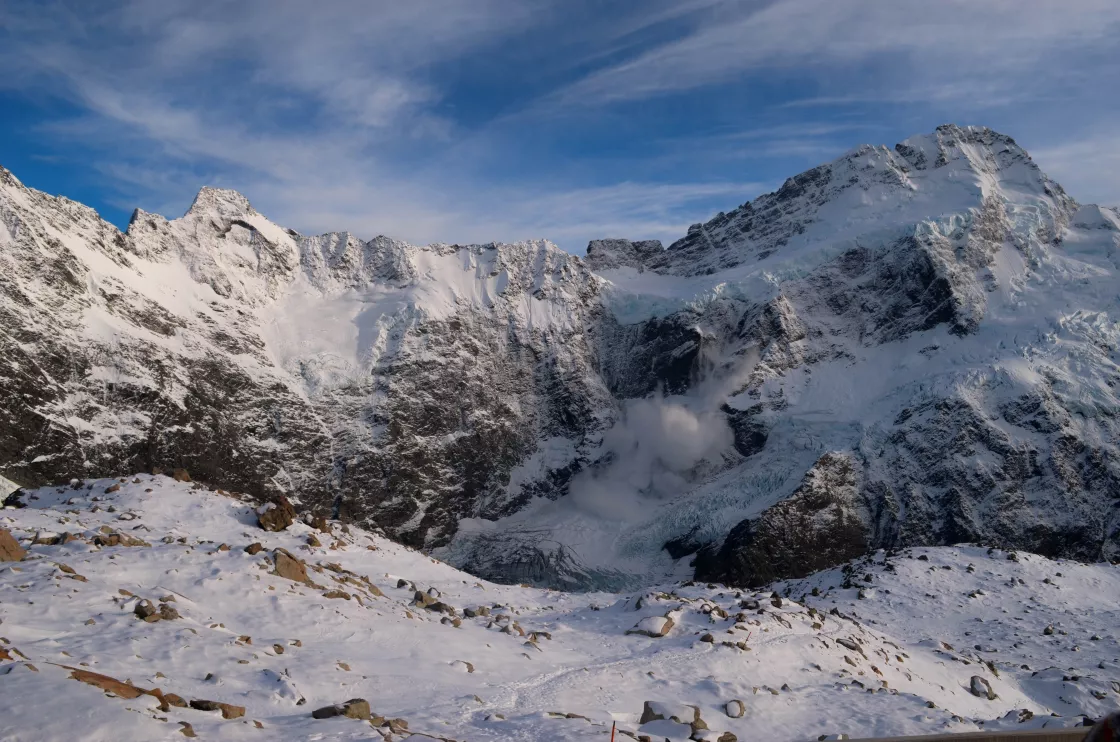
[570,341,758,520]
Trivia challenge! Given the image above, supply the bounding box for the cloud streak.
[548,0,1120,106]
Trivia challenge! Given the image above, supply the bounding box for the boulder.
[134,600,159,621]
[725,700,745,718]
[273,548,310,583]
[626,615,674,638]
[244,542,264,555]
[640,701,707,735]
[2,489,26,508]
[312,698,372,721]
[385,718,409,734]
[64,666,161,701]
[32,531,63,545]
[172,468,191,482]
[160,694,189,710]
[92,531,150,548]
[969,675,997,700]
[257,496,295,532]
[189,699,245,719]
[0,529,25,562]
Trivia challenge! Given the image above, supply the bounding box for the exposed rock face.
[0,167,608,552]
[587,124,1120,587]
[2,124,1119,590]
[696,453,869,587]
[584,238,664,271]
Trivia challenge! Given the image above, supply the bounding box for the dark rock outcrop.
[697,453,869,586]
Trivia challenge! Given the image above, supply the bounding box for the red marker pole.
[610,721,616,741]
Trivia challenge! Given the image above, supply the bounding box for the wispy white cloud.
[478,179,770,248]
[548,0,1120,105]
[1032,131,1120,207]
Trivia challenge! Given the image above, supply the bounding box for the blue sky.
[2,1,1119,253]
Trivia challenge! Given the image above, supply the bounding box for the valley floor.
[1,476,1117,741]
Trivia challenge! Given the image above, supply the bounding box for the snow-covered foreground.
[1,476,1117,741]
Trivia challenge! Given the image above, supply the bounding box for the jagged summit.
[186,184,256,220]
[894,124,1033,170]
[592,124,1073,279]
[0,164,22,187]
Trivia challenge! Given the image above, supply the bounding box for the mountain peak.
[892,124,1033,173]
[186,185,255,220]
[0,164,20,188]
[611,124,1071,278]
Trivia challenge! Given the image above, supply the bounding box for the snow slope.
[1,477,1118,741]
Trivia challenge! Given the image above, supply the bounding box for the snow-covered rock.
[627,615,675,638]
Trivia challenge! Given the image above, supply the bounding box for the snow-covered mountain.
[1,124,1118,591]
[0,477,1117,741]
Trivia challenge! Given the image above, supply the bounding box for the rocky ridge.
[2,124,1119,589]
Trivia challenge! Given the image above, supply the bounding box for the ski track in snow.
[1,477,1117,741]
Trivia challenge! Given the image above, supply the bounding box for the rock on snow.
[0,476,1118,741]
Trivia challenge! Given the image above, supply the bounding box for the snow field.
[1,476,1117,741]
